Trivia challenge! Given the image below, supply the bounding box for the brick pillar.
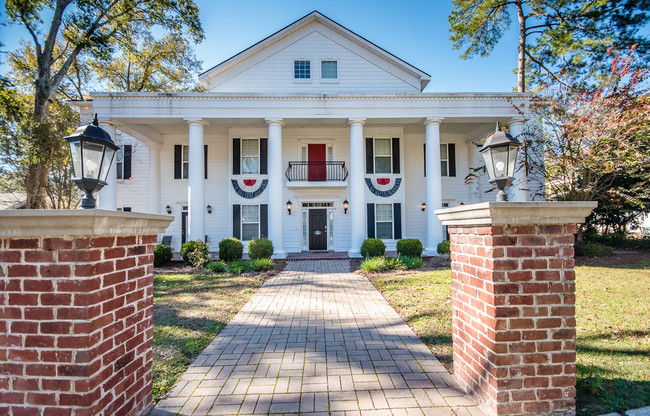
[0,210,172,416]
[436,202,596,416]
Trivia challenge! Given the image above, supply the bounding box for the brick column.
[0,210,172,416]
[436,202,596,416]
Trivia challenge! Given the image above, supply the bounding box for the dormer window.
[321,61,337,79]
[294,60,310,79]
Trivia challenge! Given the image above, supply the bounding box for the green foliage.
[205,261,226,273]
[153,244,172,267]
[385,257,407,271]
[218,238,243,262]
[360,238,386,258]
[360,256,423,272]
[396,239,423,258]
[247,238,274,259]
[574,241,613,258]
[250,258,275,272]
[401,256,424,270]
[227,260,253,276]
[180,239,211,268]
[437,241,451,254]
[360,257,389,272]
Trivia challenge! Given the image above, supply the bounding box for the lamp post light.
[65,114,118,209]
[479,122,521,202]
[286,200,293,215]
[343,199,349,214]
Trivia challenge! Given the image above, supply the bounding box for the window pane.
[242,224,259,241]
[116,147,124,180]
[375,156,391,173]
[70,141,82,180]
[375,139,391,156]
[182,163,188,179]
[294,60,310,79]
[242,139,258,157]
[242,157,259,174]
[182,145,189,162]
[242,205,259,223]
[440,144,448,160]
[377,222,393,239]
[376,204,392,221]
[321,60,337,79]
[441,161,448,177]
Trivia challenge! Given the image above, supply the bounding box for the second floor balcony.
[285,161,349,188]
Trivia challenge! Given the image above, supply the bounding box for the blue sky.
[1,0,522,92]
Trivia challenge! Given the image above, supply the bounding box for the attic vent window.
[294,60,310,79]
[321,61,337,79]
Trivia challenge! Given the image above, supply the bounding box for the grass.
[152,273,263,399]
[369,260,650,416]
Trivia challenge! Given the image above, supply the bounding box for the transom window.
[242,139,259,174]
[182,145,189,179]
[376,204,393,239]
[294,60,310,79]
[440,144,449,177]
[374,138,392,174]
[301,202,333,207]
[241,205,260,241]
[321,61,337,79]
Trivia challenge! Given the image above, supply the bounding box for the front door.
[308,144,326,181]
[181,211,187,244]
[309,209,327,250]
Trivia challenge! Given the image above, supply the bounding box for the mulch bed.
[575,249,649,267]
[154,260,287,279]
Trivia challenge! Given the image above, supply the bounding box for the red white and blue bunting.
[231,179,268,199]
[365,177,401,197]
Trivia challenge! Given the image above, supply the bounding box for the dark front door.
[181,211,187,244]
[309,209,327,250]
[308,144,326,181]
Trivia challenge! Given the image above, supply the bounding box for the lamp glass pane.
[100,147,116,182]
[82,141,105,179]
[70,141,82,180]
[481,149,494,181]
[508,145,518,178]
[491,146,509,178]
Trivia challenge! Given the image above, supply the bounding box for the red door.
[308,144,326,181]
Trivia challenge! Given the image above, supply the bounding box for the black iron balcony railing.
[285,161,349,182]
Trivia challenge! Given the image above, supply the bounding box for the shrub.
[437,240,451,254]
[227,260,253,275]
[247,238,274,259]
[385,257,406,270]
[360,238,386,258]
[205,261,226,273]
[575,241,613,257]
[219,238,243,262]
[396,239,423,258]
[153,244,172,267]
[180,239,211,268]
[401,256,424,270]
[360,257,388,272]
[251,258,275,272]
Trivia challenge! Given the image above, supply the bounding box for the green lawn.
[370,260,650,416]
[152,273,263,399]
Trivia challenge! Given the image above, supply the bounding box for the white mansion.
[76,11,534,258]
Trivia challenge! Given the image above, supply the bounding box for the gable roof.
[199,11,431,91]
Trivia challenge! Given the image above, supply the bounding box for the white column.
[266,118,286,259]
[98,121,117,210]
[348,119,366,258]
[510,118,528,201]
[148,143,161,214]
[424,118,444,256]
[187,119,206,241]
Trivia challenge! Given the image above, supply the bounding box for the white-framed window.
[116,147,124,180]
[241,205,260,241]
[440,144,449,177]
[321,60,337,79]
[182,145,189,179]
[376,204,393,239]
[294,60,310,79]
[242,139,259,174]
[374,138,392,174]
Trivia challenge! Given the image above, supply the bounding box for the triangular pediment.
[199,11,430,93]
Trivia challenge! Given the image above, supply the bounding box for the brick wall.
[0,234,157,416]
[448,224,577,416]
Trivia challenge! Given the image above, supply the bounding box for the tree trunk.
[515,0,526,92]
[26,88,54,209]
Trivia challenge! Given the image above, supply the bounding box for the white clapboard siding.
[115,133,151,214]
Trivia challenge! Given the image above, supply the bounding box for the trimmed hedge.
[153,244,172,267]
[437,240,451,254]
[360,238,386,258]
[247,238,274,259]
[180,239,211,268]
[396,239,423,258]
[219,238,243,262]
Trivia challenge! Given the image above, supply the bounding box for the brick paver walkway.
[152,260,485,416]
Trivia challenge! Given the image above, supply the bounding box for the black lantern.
[421,202,426,212]
[343,199,349,214]
[479,122,521,201]
[166,205,172,214]
[286,200,293,215]
[207,204,212,214]
[65,114,118,209]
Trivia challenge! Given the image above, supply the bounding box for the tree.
[3,0,203,208]
[449,0,650,92]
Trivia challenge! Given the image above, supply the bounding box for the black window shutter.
[174,145,182,179]
[260,204,268,238]
[393,203,402,240]
[392,138,400,174]
[423,143,426,177]
[367,203,375,238]
[232,205,241,239]
[204,145,208,179]
[260,138,268,175]
[233,138,241,175]
[448,143,456,177]
[123,145,132,179]
[365,138,374,174]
